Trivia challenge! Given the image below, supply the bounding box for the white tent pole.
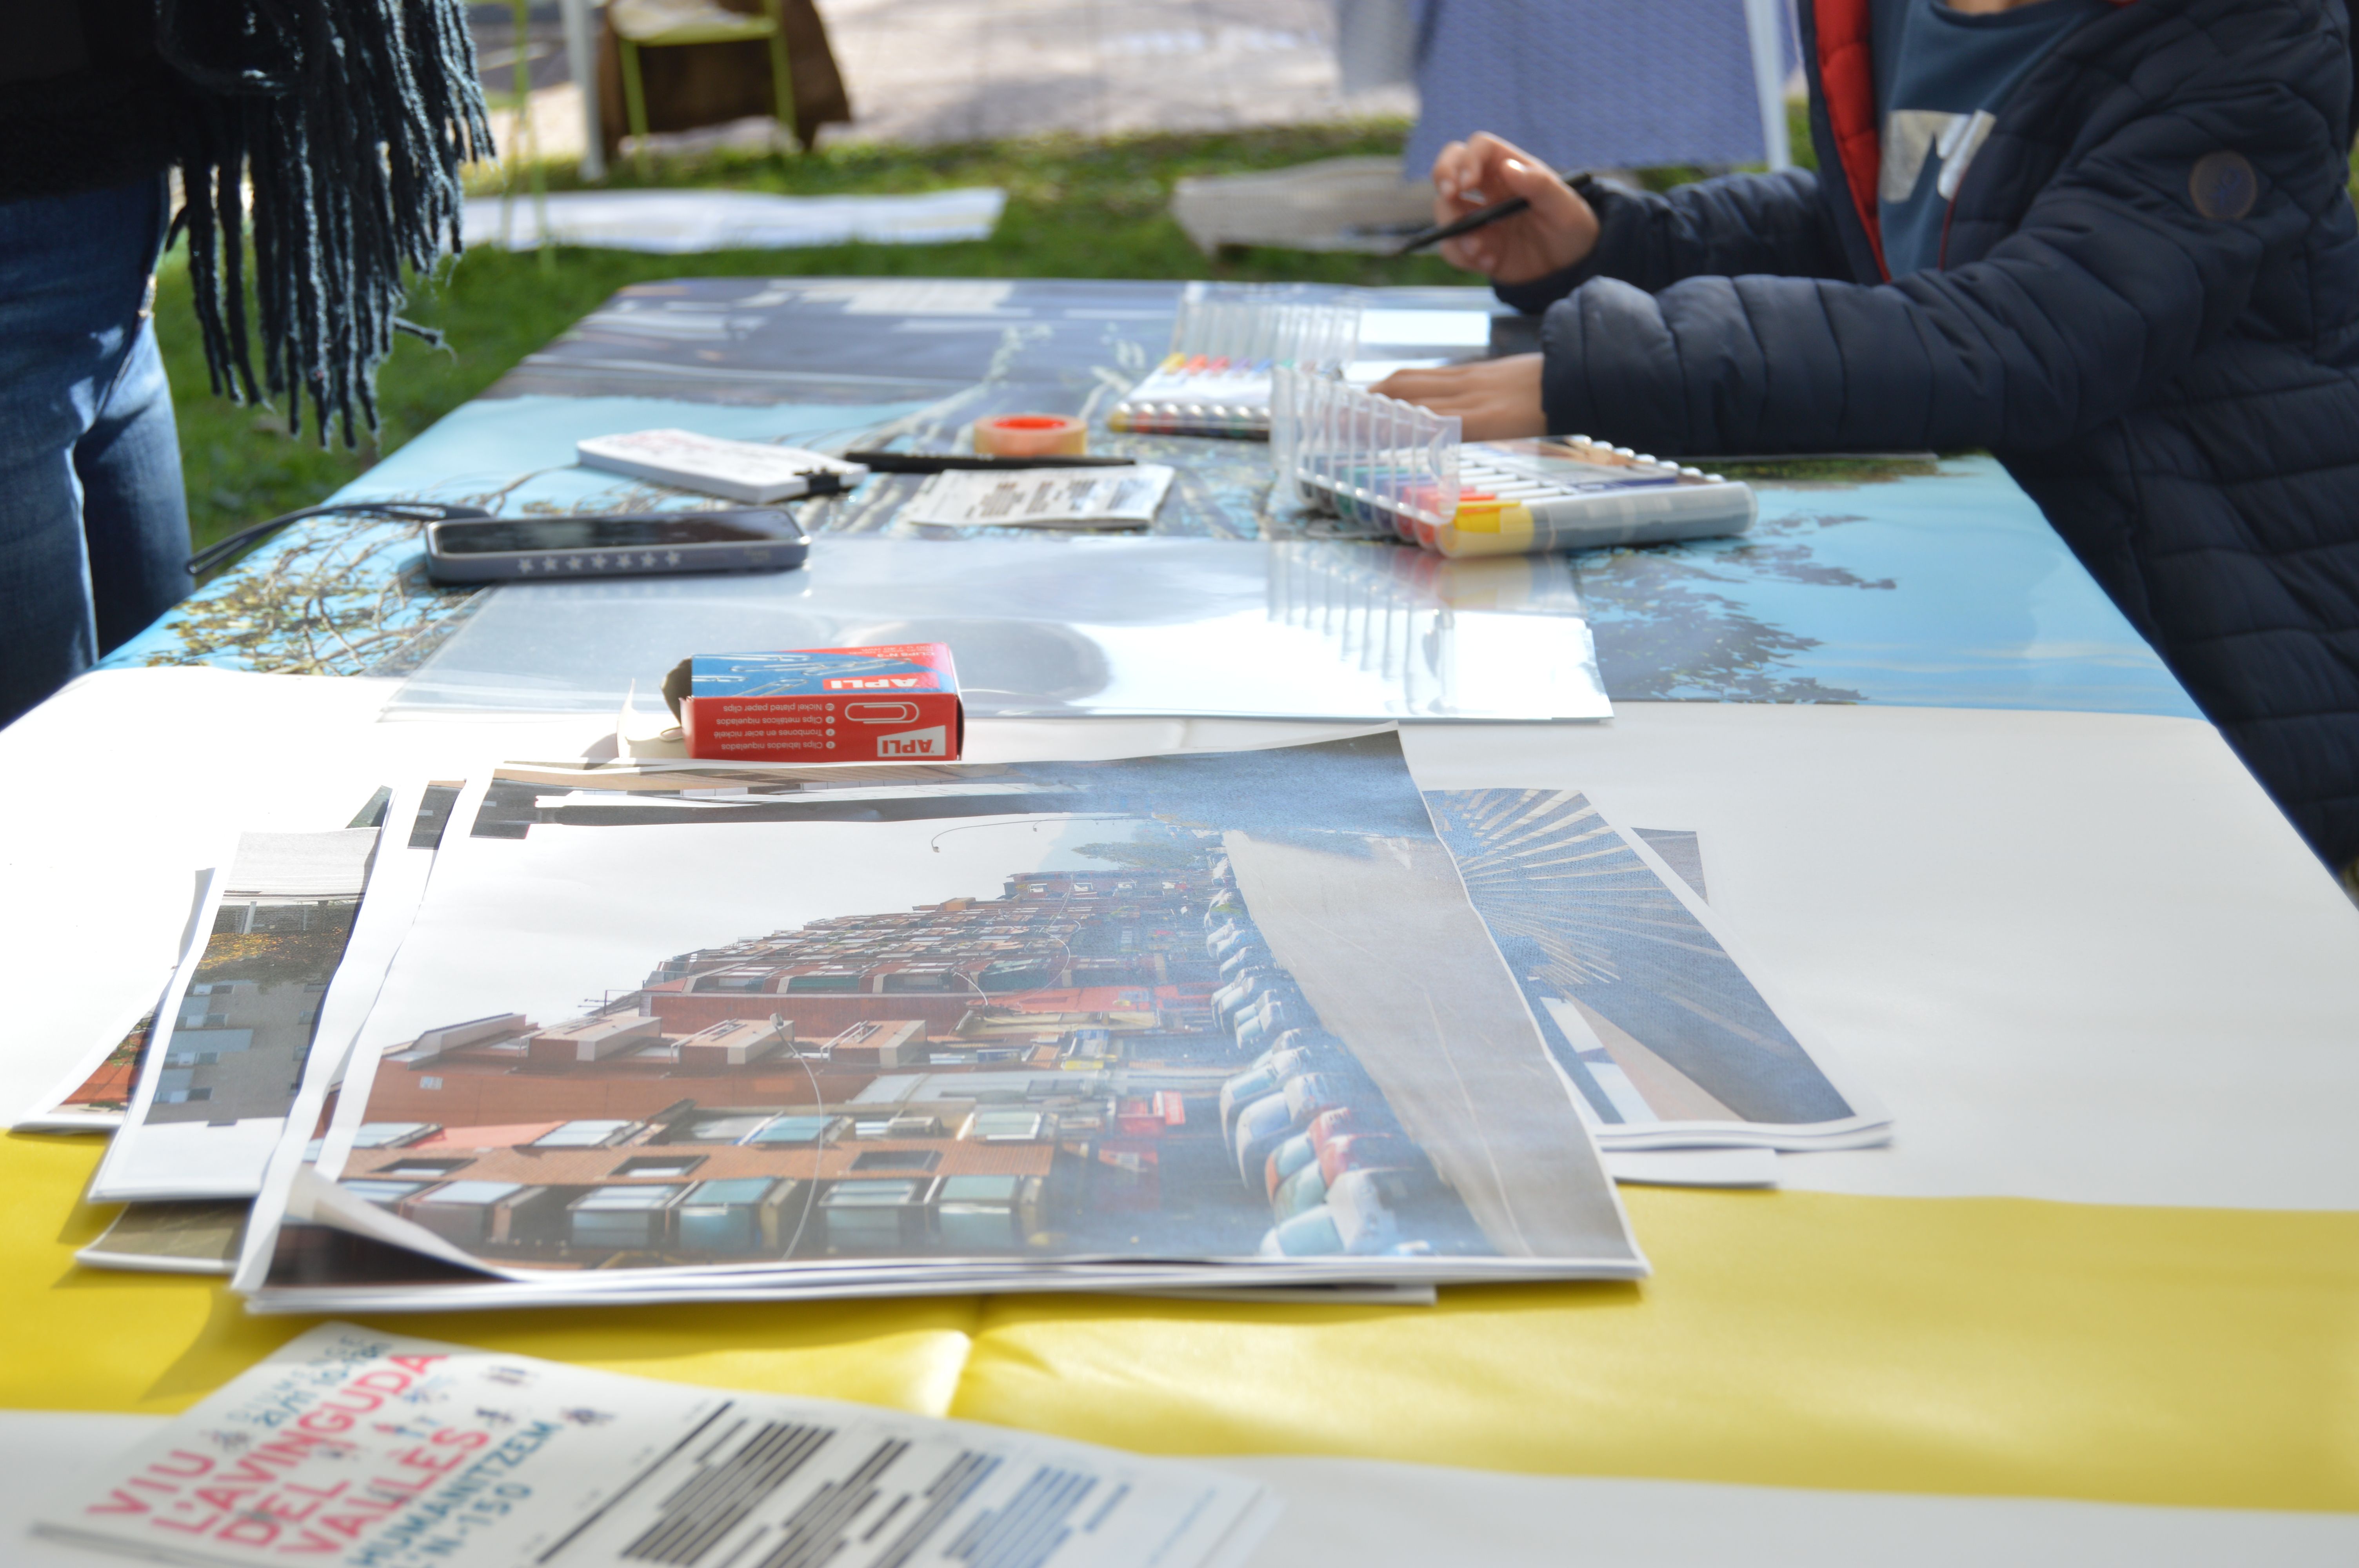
[562,0,608,182]
[1741,0,1794,173]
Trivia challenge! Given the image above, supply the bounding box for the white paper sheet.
[10,1414,2354,1568]
[1398,705,2359,1209]
[0,672,629,1140]
[460,186,1008,252]
[13,871,213,1133]
[1603,1148,1780,1187]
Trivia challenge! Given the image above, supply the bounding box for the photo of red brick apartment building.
[339,851,1269,1267]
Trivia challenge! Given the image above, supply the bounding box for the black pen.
[1390,170,1599,258]
[844,450,1138,473]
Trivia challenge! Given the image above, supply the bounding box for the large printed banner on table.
[104,279,2194,724]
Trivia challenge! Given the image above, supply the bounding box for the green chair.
[610,0,796,175]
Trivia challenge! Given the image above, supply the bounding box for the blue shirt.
[1872,0,2105,276]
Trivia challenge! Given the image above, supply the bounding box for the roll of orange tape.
[974,413,1088,457]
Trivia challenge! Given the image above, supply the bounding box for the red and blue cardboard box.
[680,644,964,762]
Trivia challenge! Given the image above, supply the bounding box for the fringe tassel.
[164,0,493,447]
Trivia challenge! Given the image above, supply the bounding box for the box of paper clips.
[670,643,964,763]
[1270,366,1757,558]
[1109,284,1361,439]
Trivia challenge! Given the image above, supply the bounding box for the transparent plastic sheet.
[384,535,1609,722]
[1166,287,1359,375]
[1111,284,1367,438]
[1269,368,1463,544]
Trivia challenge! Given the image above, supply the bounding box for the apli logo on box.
[823,675,929,691]
[876,727,948,758]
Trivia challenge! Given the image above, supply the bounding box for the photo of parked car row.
[1201,858,1486,1258]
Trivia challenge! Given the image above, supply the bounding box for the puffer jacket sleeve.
[1536,4,2346,455]
[1495,169,1856,315]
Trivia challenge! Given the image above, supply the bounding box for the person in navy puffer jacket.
[1377,0,2359,878]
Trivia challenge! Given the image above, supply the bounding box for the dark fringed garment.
[162,0,494,446]
[0,1,492,448]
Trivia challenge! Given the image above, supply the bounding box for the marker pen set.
[1439,439,1757,557]
[1270,368,1758,559]
[1109,283,1361,438]
[1270,364,1463,539]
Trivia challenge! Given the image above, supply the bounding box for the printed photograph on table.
[76,1200,250,1275]
[1426,789,1888,1151]
[85,783,462,1201]
[284,736,1642,1293]
[87,831,379,1200]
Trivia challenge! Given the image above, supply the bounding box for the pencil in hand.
[1391,170,1598,259]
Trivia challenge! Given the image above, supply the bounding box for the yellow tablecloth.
[11,1132,2353,1515]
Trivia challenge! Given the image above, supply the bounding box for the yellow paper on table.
[10,1134,2358,1516]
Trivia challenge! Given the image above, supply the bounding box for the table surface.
[106,278,2195,722]
[17,276,2357,1559]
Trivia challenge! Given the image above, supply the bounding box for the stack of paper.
[26,731,1886,1303]
[232,736,1654,1309]
[18,784,462,1274]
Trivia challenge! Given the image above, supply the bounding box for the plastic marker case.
[1270,367,1756,557]
[1445,438,1757,557]
[1109,282,1361,439]
[682,643,965,762]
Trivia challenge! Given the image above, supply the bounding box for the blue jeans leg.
[0,175,193,728]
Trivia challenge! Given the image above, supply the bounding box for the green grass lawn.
[160,118,1498,551]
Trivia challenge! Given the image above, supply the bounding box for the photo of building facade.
[338,830,1483,1271]
[145,837,371,1127]
[1426,788,1857,1129]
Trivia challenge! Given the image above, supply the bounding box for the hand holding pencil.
[1416,132,1602,283]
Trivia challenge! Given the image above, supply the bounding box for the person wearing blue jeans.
[0,175,192,728]
[1,0,488,729]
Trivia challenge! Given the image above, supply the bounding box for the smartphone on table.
[423,508,809,584]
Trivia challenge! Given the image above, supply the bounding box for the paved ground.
[472,0,1415,167]
[820,0,1412,145]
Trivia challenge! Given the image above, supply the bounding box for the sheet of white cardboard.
[1390,703,2359,1211]
[5,669,2358,1212]
[11,871,209,1132]
[0,1413,2350,1567]
[0,670,584,1128]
